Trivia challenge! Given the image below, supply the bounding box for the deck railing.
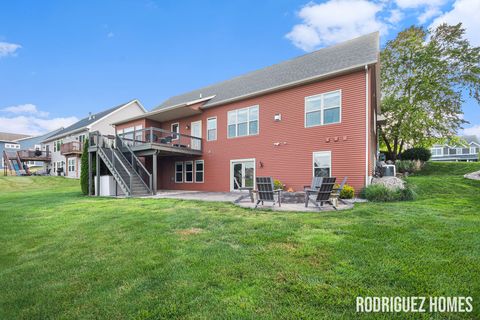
[60,141,83,155]
[118,127,203,153]
[17,150,51,160]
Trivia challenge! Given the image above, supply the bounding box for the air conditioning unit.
[382,164,396,177]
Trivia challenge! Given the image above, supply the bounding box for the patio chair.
[304,177,337,209]
[304,176,324,191]
[253,177,282,208]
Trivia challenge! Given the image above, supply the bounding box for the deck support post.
[95,151,100,196]
[88,151,92,195]
[152,153,157,195]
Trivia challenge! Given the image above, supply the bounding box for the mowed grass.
[0,162,479,319]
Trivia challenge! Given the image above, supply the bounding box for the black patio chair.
[253,177,282,209]
[304,177,337,209]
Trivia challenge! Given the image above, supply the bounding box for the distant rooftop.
[0,132,31,142]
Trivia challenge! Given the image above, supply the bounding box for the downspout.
[365,65,369,186]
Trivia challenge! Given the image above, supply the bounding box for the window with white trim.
[123,127,134,141]
[5,143,20,149]
[135,125,143,142]
[171,123,179,140]
[305,90,341,127]
[184,161,193,183]
[313,151,331,178]
[470,146,478,154]
[207,117,217,141]
[68,158,75,172]
[431,147,443,156]
[53,139,63,152]
[227,105,259,138]
[175,162,183,183]
[195,160,204,182]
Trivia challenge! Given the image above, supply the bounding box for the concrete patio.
[142,190,354,212]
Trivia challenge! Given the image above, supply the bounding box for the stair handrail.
[97,145,132,196]
[115,135,153,193]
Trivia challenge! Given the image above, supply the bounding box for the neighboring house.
[42,100,147,178]
[0,132,31,170]
[430,135,480,162]
[14,128,65,168]
[91,32,381,196]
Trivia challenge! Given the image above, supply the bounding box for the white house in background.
[42,99,147,178]
[430,135,480,162]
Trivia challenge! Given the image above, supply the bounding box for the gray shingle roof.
[0,132,31,142]
[154,32,379,110]
[43,100,134,141]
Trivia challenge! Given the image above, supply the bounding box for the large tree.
[380,23,480,159]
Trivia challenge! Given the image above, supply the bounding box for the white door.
[191,120,202,150]
[230,159,255,191]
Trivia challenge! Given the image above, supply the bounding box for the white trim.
[194,160,204,183]
[184,161,194,183]
[365,65,369,186]
[206,117,217,141]
[468,141,480,147]
[312,151,332,177]
[229,158,256,192]
[175,161,183,183]
[304,90,342,128]
[171,122,180,140]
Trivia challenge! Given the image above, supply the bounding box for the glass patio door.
[231,160,255,190]
[191,121,202,150]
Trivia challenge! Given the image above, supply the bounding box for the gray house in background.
[14,128,64,167]
[430,135,480,162]
[0,132,31,170]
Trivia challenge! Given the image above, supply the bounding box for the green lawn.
[0,162,479,319]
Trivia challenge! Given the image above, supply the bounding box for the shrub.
[273,179,284,190]
[80,139,89,195]
[395,160,415,173]
[334,184,355,199]
[360,183,416,202]
[400,147,431,161]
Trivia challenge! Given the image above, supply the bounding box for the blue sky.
[0,0,479,137]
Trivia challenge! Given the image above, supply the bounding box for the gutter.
[365,64,370,186]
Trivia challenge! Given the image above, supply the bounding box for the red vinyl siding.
[118,69,375,193]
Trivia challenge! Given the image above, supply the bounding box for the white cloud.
[1,103,49,117]
[430,0,480,46]
[418,6,442,24]
[395,0,445,9]
[387,9,404,24]
[463,124,480,138]
[286,0,386,51]
[0,41,21,58]
[0,103,77,135]
[0,115,78,136]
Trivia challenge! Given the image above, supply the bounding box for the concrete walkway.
[143,190,354,212]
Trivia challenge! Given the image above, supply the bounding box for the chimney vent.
[199,93,202,98]
[88,112,92,120]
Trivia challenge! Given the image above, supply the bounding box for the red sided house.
[87,32,381,197]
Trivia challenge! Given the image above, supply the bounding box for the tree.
[380,23,480,159]
[80,139,89,195]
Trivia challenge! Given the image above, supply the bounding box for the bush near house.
[360,183,416,202]
[273,179,284,190]
[395,160,423,174]
[400,147,431,162]
[334,184,354,199]
[80,139,89,195]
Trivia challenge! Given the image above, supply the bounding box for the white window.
[227,105,259,138]
[195,160,204,183]
[171,123,180,140]
[431,147,443,156]
[68,159,75,172]
[5,144,20,149]
[175,162,183,183]
[313,151,331,178]
[34,144,41,151]
[123,127,134,141]
[78,135,85,146]
[456,147,464,155]
[53,140,63,152]
[207,117,217,141]
[184,161,193,183]
[305,90,341,127]
[470,146,478,154]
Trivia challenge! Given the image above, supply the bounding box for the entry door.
[231,160,255,190]
[191,121,202,150]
